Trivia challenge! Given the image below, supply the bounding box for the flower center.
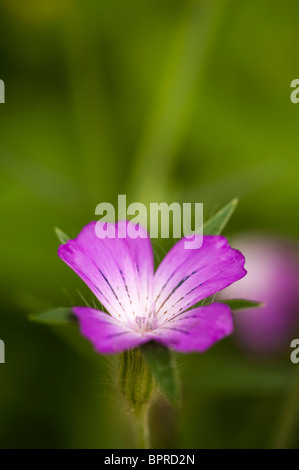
[135,304,157,333]
[135,316,152,333]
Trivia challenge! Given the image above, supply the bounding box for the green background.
[0,0,299,448]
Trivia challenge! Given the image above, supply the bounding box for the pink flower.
[58,221,246,354]
[218,235,299,355]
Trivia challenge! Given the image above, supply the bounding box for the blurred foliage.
[0,0,299,449]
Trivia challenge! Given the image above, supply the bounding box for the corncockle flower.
[218,234,299,355]
[58,220,246,354]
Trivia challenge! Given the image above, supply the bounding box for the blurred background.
[1,0,299,449]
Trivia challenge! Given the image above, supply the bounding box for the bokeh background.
[1,0,299,449]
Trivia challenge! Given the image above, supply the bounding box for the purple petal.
[153,236,246,323]
[58,221,154,328]
[73,307,148,354]
[151,303,233,353]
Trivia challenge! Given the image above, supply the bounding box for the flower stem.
[135,405,150,449]
[119,349,155,448]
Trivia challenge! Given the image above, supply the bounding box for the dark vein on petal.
[98,268,126,314]
[154,271,176,304]
[154,255,208,305]
[156,270,197,315]
[99,268,119,300]
[106,331,131,339]
[159,326,189,335]
[169,283,204,310]
[120,269,135,315]
[90,281,114,310]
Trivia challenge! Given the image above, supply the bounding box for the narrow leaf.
[219,299,263,311]
[29,307,77,325]
[141,341,180,406]
[55,227,70,244]
[203,198,238,235]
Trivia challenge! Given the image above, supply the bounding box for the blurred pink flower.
[218,235,299,356]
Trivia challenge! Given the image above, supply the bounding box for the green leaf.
[218,299,263,311]
[140,341,181,406]
[203,198,238,235]
[29,307,77,325]
[54,227,70,244]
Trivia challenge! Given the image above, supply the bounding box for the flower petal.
[151,303,233,352]
[73,307,148,354]
[153,236,246,323]
[58,221,154,328]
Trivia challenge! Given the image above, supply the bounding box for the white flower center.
[134,304,157,333]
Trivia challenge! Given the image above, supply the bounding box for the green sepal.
[119,348,156,411]
[203,198,238,235]
[54,227,70,244]
[29,307,77,325]
[140,341,181,406]
[218,298,263,311]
